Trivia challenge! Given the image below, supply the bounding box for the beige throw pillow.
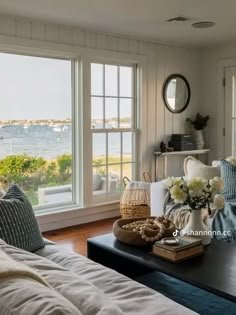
[184,156,220,180]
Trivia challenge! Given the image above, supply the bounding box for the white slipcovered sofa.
[150,156,222,216]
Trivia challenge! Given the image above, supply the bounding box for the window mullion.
[120,131,123,194]
[106,132,109,193]
[103,64,105,129]
[118,66,120,128]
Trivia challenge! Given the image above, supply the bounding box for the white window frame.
[0,37,147,218]
[0,45,81,214]
[82,56,141,206]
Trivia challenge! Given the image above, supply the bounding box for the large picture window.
[0,49,140,213]
[0,53,73,208]
[91,62,137,200]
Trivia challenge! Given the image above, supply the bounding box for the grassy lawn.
[93,155,133,179]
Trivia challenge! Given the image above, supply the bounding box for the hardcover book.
[152,244,204,262]
[154,236,202,252]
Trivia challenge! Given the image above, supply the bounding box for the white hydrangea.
[213,194,225,209]
[163,176,175,188]
[170,185,187,203]
[209,177,224,192]
[187,177,207,192]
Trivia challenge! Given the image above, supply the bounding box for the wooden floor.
[43,217,118,257]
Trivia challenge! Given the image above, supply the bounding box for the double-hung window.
[0,50,139,212]
[90,62,137,202]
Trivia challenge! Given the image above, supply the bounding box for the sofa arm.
[150,181,169,217]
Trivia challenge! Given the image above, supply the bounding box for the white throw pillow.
[184,156,220,180]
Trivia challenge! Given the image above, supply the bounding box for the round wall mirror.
[162,74,191,113]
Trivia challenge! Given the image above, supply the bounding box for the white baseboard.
[37,203,120,232]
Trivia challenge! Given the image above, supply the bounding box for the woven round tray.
[113,216,175,247]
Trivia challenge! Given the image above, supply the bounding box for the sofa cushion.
[220,159,236,200]
[184,156,220,180]
[34,243,197,315]
[0,247,81,315]
[0,184,44,252]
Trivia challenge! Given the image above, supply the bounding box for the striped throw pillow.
[0,184,44,252]
[220,159,236,200]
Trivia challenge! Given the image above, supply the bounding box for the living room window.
[90,62,137,201]
[0,53,74,209]
[0,50,140,212]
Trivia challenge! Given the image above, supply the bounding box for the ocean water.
[0,124,132,160]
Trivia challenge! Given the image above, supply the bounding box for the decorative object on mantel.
[169,134,195,151]
[164,176,224,245]
[186,113,210,149]
[113,216,175,247]
[160,141,174,153]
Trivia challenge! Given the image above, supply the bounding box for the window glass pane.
[93,133,106,161]
[91,63,103,96]
[93,166,107,195]
[108,133,121,163]
[105,65,118,96]
[91,97,103,129]
[122,163,133,182]
[120,98,132,128]
[108,165,120,195]
[0,53,72,207]
[120,66,132,97]
[105,98,118,128]
[122,132,133,162]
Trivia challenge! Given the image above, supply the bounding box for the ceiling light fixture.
[192,21,215,28]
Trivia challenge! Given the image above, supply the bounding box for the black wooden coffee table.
[87,233,236,303]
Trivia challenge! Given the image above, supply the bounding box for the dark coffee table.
[87,233,236,303]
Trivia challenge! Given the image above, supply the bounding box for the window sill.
[36,201,120,232]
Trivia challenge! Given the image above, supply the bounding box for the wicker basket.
[120,177,151,219]
[120,204,150,219]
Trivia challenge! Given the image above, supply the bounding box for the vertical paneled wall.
[0,15,200,180]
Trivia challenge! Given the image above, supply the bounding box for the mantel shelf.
[153,149,210,157]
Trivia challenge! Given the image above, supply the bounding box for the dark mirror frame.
[162,74,191,114]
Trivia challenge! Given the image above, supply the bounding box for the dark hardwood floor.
[43,217,118,257]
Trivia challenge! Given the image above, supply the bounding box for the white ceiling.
[0,0,236,47]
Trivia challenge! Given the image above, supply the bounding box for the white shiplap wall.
[0,15,200,180]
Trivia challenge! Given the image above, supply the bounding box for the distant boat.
[53,126,61,132]
[61,125,68,132]
[23,125,29,129]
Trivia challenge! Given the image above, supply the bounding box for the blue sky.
[0,53,132,122]
[0,53,71,120]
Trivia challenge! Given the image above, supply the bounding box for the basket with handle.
[120,176,151,219]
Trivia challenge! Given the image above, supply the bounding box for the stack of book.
[152,236,204,262]
[169,134,195,151]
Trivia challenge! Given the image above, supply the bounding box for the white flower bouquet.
[164,176,224,214]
